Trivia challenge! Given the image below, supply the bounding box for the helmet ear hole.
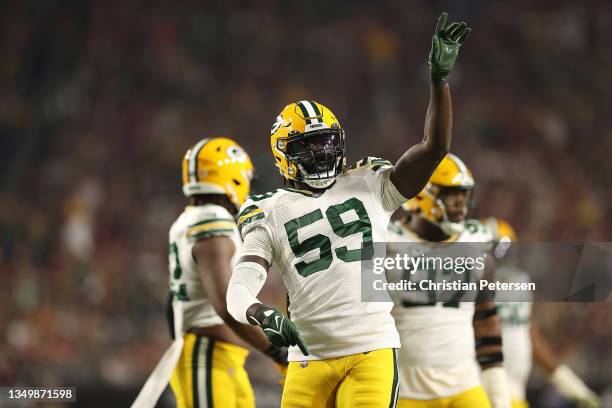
[233,178,241,186]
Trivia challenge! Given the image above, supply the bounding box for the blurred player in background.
[486,218,600,408]
[133,137,286,408]
[226,12,471,408]
[387,153,511,408]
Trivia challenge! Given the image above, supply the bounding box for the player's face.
[287,131,342,176]
[440,188,470,222]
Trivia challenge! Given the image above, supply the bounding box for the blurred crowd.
[1,0,611,406]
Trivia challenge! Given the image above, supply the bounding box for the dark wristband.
[265,346,288,366]
[473,306,498,320]
[477,352,504,366]
[475,336,503,348]
[430,74,448,85]
[246,303,269,326]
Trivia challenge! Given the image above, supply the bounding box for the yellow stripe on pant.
[282,348,399,408]
[169,333,254,408]
[397,385,491,408]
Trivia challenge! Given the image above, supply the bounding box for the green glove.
[428,12,471,84]
[248,305,310,356]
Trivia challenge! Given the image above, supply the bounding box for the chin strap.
[302,177,336,189]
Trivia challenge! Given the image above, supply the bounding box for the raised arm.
[390,12,470,198]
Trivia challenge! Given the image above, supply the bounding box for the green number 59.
[284,197,373,277]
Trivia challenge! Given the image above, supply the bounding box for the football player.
[487,218,600,408]
[135,137,287,408]
[387,153,511,408]
[226,12,471,408]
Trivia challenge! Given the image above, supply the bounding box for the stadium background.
[1,0,611,407]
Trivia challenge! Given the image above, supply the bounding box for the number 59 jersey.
[237,158,406,361]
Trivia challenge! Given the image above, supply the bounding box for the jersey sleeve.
[350,157,408,214]
[184,206,236,242]
[236,196,276,264]
[236,195,275,238]
[464,220,496,252]
[239,226,275,264]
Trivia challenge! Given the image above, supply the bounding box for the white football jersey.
[388,219,494,399]
[237,158,405,361]
[168,204,242,331]
[498,267,533,402]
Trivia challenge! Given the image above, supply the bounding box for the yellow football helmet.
[182,137,254,209]
[484,217,517,258]
[270,100,345,189]
[404,153,474,235]
[490,218,518,242]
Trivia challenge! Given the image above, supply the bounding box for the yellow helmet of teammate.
[489,218,518,242]
[484,217,518,258]
[182,137,254,210]
[270,100,345,189]
[403,153,474,235]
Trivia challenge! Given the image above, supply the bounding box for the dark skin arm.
[474,301,503,369]
[474,255,503,369]
[390,81,452,199]
[193,236,271,353]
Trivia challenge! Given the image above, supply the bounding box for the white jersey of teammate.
[497,267,533,402]
[387,219,494,400]
[168,204,241,331]
[237,157,406,361]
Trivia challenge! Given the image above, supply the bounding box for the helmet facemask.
[434,187,473,235]
[285,127,346,189]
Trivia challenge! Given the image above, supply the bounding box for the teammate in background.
[387,153,511,408]
[165,138,286,408]
[486,218,600,408]
[226,12,471,408]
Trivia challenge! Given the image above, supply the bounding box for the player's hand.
[428,12,471,84]
[249,306,309,355]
